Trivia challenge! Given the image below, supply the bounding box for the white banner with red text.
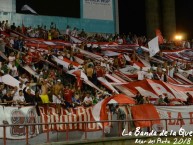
[154,106,193,132]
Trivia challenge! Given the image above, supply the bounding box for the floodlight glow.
[175,35,182,40]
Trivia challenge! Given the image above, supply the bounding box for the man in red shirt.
[63,85,73,108]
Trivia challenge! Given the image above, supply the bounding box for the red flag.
[155,29,164,44]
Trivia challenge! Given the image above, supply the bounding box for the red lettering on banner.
[176,112,185,125]
[48,107,54,115]
[58,115,68,131]
[39,105,105,132]
[54,114,61,130]
[50,115,55,131]
[86,107,100,130]
[77,107,86,130]
[167,112,185,125]
[48,106,57,131]
[68,114,77,130]
[61,107,72,115]
[39,107,46,114]
[41,114,51,132]
[167,112,175,125]
[86,107,95,130]
[189,112,193,124]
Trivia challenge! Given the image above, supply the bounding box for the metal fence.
[0,118,190,145]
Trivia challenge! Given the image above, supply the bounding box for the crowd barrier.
[0,118,191,145]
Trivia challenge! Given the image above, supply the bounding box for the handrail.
[0,117,191,145]
[0,117,189,127]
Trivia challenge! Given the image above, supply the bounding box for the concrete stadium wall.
[0,0,116,34]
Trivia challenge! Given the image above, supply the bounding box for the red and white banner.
[39,105,101,132]
[25,38,71,50]
[155,106,193,132]
[124,79,193,101]
[0,103,193,139]
[52,56,80,71]
[3,106,39,139]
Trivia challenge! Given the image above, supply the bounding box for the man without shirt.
[40,80,49,103]
[52,79,64,104]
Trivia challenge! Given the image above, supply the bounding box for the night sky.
[118,0,146,36]
[118,0,193,39]
[175,0,193,39]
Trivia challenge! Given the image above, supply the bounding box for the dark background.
[118,0,193,39]
[118,0,146,36]
[16,0,80,18]
[175,0,193,39]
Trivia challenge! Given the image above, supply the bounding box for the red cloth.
[131,104,160,127]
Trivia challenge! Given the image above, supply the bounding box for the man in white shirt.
[8,52,16,65]
[100,60,106,67]
[145,69,153,79]
[117,36,123,44]
[8,63,18,79]
[13,90,25,104]
[83,93,93,107]
[14,83,25,97]
[19,74,29,84]
[57,52,64,60]
[137,67,145,80]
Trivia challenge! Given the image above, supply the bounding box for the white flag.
[148,36,160,57]
[21,5,38,14]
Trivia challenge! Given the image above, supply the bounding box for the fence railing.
[0,117,191,145]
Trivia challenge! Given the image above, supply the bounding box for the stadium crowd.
[0,19,193,109]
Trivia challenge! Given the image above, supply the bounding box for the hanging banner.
[154,106,193,132]
[3,106,39,139]
[38,104,102,132]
